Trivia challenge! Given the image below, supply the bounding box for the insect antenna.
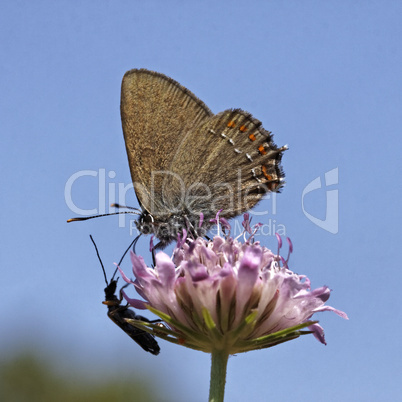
[110,234,142,281]
[67,204,141,223]
[110,203,141,211]
[67,210,140,223]
[89,234,108,286]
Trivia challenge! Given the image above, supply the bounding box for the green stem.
[209,350,229,402]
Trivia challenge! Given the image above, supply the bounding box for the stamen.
[279,255,288,269]
[275,233,282,263]
[210,209,223,237]
[286,237,293,263]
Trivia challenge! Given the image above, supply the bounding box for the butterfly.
[120,69,287,247]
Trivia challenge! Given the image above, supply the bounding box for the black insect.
[90,235,160,355]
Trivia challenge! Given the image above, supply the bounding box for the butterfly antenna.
[111,203,141,212]
[111,234,141,281]
[89,235,108,286]
[67,210,140,223]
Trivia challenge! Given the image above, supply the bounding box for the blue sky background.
[1,1,401,401]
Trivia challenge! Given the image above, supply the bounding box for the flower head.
[119,215,347,354]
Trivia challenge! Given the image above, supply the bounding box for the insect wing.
[106,301,160,355]
[120,69,213,216]
[162,109,286,221]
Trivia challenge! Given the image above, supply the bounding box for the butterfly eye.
[136,213,154,234]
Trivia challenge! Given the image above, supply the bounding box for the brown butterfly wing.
[162,109,286,221]
[121,69,213,215]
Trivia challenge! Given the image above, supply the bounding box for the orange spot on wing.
[249,133,256,141]
[258,145,267,155]
[262,166,279,190]
[227,121,236,128]
[239,125,247,132]
[260,165,280,190]
[262,165,272,181]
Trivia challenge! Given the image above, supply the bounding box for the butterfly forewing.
[121,69,213,214]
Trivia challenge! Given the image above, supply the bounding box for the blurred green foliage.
[0,353,166,402]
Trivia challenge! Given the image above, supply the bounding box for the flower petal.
[154,252,176,288]
[122,288,148,310]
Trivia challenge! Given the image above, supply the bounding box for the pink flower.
[119,215,348,353]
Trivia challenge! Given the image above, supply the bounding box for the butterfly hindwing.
[162,109,286,221]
